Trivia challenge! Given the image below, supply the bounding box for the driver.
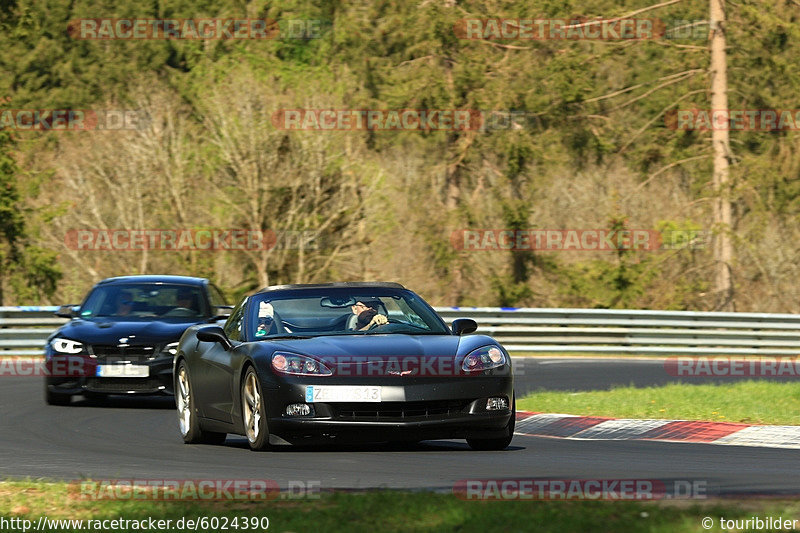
[351,298,388,331]
[175,288,197,311]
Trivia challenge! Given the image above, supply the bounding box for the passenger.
[114,290,134,316]
[256,301,276,336]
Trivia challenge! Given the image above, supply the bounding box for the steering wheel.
[364,317,399,331]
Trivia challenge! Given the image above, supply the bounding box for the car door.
[196,298,246,423]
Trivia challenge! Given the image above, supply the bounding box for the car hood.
[55,318,205,345]
[257,334,504,377]
[267,334,482,359]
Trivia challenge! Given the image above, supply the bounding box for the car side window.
[224,297,247,341]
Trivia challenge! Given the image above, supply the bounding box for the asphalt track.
[1,358,798,496]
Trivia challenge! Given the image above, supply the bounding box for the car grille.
[88,344,158,362]
[333,400,470,420]
[85,377,164,393]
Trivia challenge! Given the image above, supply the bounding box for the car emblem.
[388,370,414,376]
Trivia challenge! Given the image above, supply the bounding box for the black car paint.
[177,283,514,445]
[45,275,226,398]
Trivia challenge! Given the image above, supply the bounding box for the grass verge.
[517,381,800,425]
[1,481,799,532]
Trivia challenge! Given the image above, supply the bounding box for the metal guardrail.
[2,306,800,356]
[434,307,800,355]
[0,307,66,356]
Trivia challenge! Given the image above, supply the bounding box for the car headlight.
[460,345,507,372]
[51,337,84,355]
[163,342,179,356]
[271,352,332,376]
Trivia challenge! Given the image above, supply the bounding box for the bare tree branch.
[563,0,686,30]
[618,88,707,153]
[624,153,711,201]
[612,69,704,111]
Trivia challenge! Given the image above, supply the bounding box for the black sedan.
[44,275,230,405]
[175,282,514,451]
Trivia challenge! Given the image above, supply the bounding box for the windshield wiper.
[364,330,441,335]
[263,334,313,340]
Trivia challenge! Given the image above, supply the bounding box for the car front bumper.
[44,354,174,396]
[262,375,514,444]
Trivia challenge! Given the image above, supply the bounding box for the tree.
[0,131,60,304]
[0,131,25,304]
[709,0,733,310]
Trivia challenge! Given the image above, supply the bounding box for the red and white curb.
[514,411,800,449]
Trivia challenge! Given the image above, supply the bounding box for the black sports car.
[44,275,230,405]
[175,282,515,451]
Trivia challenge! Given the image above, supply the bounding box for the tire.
[467,396,515,451]
[241,366,270,451]
[44,383,71,406]
[176,361,227,445]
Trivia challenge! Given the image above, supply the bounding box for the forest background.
[1,0,798,312]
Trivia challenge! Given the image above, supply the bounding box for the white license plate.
[305,385,381,403]
[96,365,149,378]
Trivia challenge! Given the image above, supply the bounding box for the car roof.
[256,282,405,294]
[96,275,208,287]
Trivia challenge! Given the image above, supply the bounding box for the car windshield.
[247,289,449,338]
[81,283,209,319]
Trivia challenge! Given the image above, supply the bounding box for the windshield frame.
[243,287,450,341]
[79,282,212,320]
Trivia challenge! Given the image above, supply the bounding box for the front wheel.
[176,361,226,445]
[467,396,515,451]
[44,383,71,406]
[242,367,270,451]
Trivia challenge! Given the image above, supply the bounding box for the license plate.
[305,385,381,403]
[96,365,149,378]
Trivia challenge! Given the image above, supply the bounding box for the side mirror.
[212,305,234,320]
[451,318,478,336]
[55,305,79,319]
[196,326,233,351]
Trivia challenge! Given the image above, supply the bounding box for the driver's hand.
[368,314,388,328]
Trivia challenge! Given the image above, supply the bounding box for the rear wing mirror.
[55,305,79,319]
[451,318,478,336]
[213,305,234,319]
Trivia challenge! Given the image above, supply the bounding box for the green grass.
[1,480,799,532]
[518,381,800,425]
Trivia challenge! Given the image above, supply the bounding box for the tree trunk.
[710,0,734,310]
[444,134,464,305]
